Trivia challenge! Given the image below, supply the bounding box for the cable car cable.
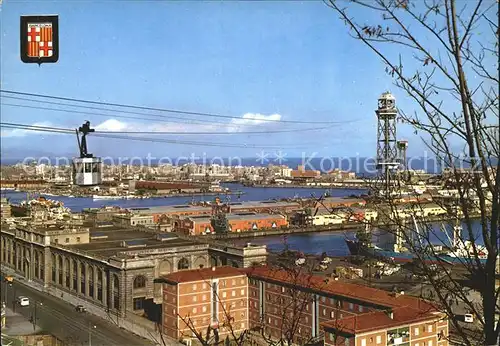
[0,89,355,125]
[0,123,318,149]
[0,103,337,135]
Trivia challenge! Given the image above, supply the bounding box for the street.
[1,279,156,346]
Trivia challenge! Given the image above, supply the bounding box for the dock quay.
[194,222,363,240]
[248,183,370,190]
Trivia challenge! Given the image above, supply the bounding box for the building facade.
[159,267,248,341]
[0,219,266,323]
[322,308,448,346]
[1,198,12,219]
[182,213,288,235]
[245,267,449,346]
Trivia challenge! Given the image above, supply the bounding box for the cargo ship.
[345,238,421,263]
[345,222,488,265]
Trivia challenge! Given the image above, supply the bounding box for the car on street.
[17,296,30,307]
[75,304,87,312]
[464,313,474,323]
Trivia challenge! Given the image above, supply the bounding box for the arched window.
[97,268,103,302]
[65,258,70,288]
[72,260,78,291]
[81,264,86,295]
[113,275,120,310]
[177,258,189,270]
[58,256,63,285]
[133,275,147,289]
[88,266,95,297]
[51,254,56,282]
[34,252,39,279]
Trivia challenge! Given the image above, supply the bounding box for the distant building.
[307,207,377,226]
[308,210,346,226]
[328,169,356,181]
[181,213,288,235]
[391,203,447,219]
[278,167,293,178]
[0,179,47,189]
[82,206,126,224]
[130,201,301,223]
[112,213,155,228]
[291,165,321,179]
[129,180,205,194]
[312,197,366,211]
[1,198,11,219]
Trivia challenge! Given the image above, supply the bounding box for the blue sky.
[0,0,449,160]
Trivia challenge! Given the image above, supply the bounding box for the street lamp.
[88,322,96,346]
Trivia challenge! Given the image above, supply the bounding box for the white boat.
[209,181,223,192]
[441,224,488,260]
[92,195,126,200]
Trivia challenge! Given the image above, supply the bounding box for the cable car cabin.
[73,121,102,187]
[73,157,102,186]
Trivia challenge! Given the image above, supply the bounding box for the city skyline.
[0,1,479,158]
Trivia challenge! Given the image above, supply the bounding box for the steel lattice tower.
[375,92,399,195]
[397,140,408,170]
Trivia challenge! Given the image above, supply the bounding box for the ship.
[345,238,420,263]
[92,195,127,200]
[345,220,488,265]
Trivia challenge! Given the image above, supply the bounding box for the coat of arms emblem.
[20,15,59,64]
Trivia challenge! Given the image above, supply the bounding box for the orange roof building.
[157,266,449,346]
[245,266,448,346]
[157,266,249,341]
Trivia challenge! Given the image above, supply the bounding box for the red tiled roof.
[245,266,436,311]
[322,306,443,335]
[160,266,245,284]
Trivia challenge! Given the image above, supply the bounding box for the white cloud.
[1,121,56,138]
[231,113,281,126]
[93,119,219,133]
[94,113,282,134]
[94,119,129,132]
[2,112,283,138]
[227,113,282,133]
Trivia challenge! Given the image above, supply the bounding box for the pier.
[194,222,362,240]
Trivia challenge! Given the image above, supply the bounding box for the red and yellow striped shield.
[27,23,53,58]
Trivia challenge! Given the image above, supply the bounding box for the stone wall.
[14,334,64,346]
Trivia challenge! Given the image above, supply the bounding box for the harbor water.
[1,184,485,256]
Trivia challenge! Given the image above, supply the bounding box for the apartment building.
[159,266,249,341]
[157,265,449,345]
[112,213,155,227]
[245,266,448,346]
[322,307,448,346]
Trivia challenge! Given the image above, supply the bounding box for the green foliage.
[211,214,229,234]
